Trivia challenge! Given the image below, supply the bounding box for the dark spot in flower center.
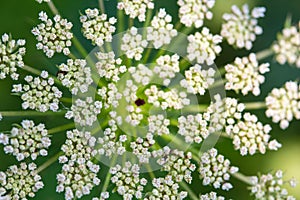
[135,98,145,106]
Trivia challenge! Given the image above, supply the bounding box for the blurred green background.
[0,0,300,199]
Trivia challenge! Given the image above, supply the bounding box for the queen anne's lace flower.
[80,8,117,46]
[177,0,215,28]
[0,33,26,80]
[65,97,102,126]
[180,64,215,95]
[265,81,300,129]
[117,0,154,22]
[0,120,51,161]
[187,28,222,65]
[57,59,93,95]
[0,162,44,199]
[249,170,297,200]
[200,192,225,200]
[273,22,300,68]
[131,133,155,163]
[147,8,177,49]
[148,114,170,135]
[178,114,210,143]
[121,27,148,60]
[32,11,73,58]
[228,113,281,156]
[153,54,180,86]
[221,4,266,50]
[199,148,239,191]
[12,71,62,112]
[57,130,100,200]
[110,162,147,199]
[225,53,270,96]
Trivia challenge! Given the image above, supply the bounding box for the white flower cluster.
[35,0,50,3]
[131,133,155,163]
[206,94,245,133]
[57,59,93,95]
[147,8,177,49]
[80,8,117,46]
[229,113,281,156]
[0,33,26,80]
[129,64,153,86]
[273,22,300,68]
[221,4,266,50]
[0,120,51,161]
[96,51,127,82]
[145,175,188,200]
[110,162,147,199]
[32,11,73,58]
[249,170,297,200]
[0,162,44,199]
[199,148,239,190]
[200,192,225,200]
[12,71,62,112]
[225,53,270,96]
[65,97,102,126]
[177,0,215,28]
[98,120,127,157]
[178,114,210,143]
[265,81,300,129]
[153,54,180,86]
[180,65,215,95]
[121,27,148,60]
[57,129,100,200]
[98,83,122,109]
[148,114,170,136]
[117,0,154,22]
[145,85,190,110]
[187,28,222,65]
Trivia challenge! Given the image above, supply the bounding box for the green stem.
[129,18,134,28]
[0,110,66,117]
[146,164,156,179]
[47,1,59,15]
[209,79,225,89]
[256,48,274,60]
[232,172,253,185]
[60,97,73,104]
[100,155,117,196]
[244,102,266,110]
[36,151,63,173]
[48,123,74,134]
[182,104,208,113]
[22,65,61,85]
[71,36,88,58]
[98,0,105,14]
[179,181,198,200]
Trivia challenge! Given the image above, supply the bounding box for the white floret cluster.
[32,11,73,58]
[0,33,26,80]
[0,120,51,161]
[225,53,270,96]
[98,83,122,109]
[229,113,281,156]
[187,28,222,65]
[265,81,300,129]
[273,21,300,68]
[12,71,62,112]
[130,133,155,163]
[147,8,178,49]
[153,54,180,86]
[200,192,225,200]
[145,175,188,200]
[65,97,102,126]
[180,64,215,95]
[199,148,239,191]
[145,85,190,110]
[0,162,44,200]
[177,113,210,143]
[110,162,147,200]
[121,27,148,60]
[129,64,153,86]
[57,59,93,95]
[35,0,50,3]
[221,4,266,50]
[57,130,100,200]
[96,51,127,82]
[177,0,215,28]
[249,170,297,200]
[148,114,170,136]
[117,0,154,22]
[80,8,117,46]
